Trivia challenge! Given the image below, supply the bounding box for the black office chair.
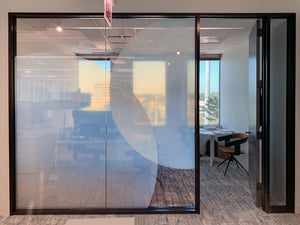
[217,133,249,176]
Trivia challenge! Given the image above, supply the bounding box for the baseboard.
[295,206,300,214]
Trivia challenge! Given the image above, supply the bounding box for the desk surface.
[200,128,233,135]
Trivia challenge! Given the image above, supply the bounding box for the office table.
[200,128,233,166]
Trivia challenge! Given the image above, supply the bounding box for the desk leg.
[209,136,215,167]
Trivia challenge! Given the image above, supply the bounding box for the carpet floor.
[1,157,300,225]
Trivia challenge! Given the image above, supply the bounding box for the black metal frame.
[261,14,296,213]
[8,12,295,215]
[8,13,17,217]
[217,154,249,176]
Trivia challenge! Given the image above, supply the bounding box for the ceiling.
[17,17,256,58]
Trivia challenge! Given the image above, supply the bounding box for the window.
[199,59,220,126]
[78,60,111,111]
[133,61,166,126]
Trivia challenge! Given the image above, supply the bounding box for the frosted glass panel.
[14,17,196,210]
[133,61,166,126]
[269,19,287,206]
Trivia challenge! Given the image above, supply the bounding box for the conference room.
[10,14,293,214]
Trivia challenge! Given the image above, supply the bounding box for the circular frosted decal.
[110,78,158,164]
[110,18,195,169]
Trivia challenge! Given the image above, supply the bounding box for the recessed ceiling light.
[56,26,63,32]
[176,51,181,55]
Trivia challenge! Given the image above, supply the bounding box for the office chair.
[217,133,249,176]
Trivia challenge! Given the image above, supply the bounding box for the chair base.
[217,154,249,176]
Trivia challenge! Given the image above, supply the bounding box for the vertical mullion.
[195,16,200,214]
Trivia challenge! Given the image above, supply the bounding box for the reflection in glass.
[187,60,195,126]
[78,60,111,111]
[14,17,196,211]
[133,61,166,126]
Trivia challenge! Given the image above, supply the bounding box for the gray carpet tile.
[1,158,300,224]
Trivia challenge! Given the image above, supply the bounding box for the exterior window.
[187,60,195,126]
[79,60,111,111]
[133,61,166,126]
[199,60,220,126]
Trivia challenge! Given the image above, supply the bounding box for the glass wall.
[14,16,196,211]
[269,18,287,206]
[133,61,166,126]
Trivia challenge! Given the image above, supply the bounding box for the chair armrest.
[217,134,232,142]
[225,138,247,147]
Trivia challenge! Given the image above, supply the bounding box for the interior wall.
[220,41,249,134]
[0,13,10,216]
[220,41,249,168]
[0,0,299,215]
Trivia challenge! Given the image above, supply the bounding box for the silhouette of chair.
[217,133,249,176]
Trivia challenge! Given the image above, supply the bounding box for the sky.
[199,60,220,94]
[94,60,111,70]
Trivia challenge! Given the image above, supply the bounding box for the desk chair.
[217,133,249,176]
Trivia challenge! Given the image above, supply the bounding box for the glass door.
[248,19,263,207]
[249,15,296,213]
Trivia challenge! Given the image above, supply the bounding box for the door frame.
[261,15,296,213]
[198,13,296,213]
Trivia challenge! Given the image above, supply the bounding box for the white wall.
[220,41,249,168]
[220,41,249,134]
[0,0,300,215]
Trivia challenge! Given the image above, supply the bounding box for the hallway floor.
[1,158,300,225]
